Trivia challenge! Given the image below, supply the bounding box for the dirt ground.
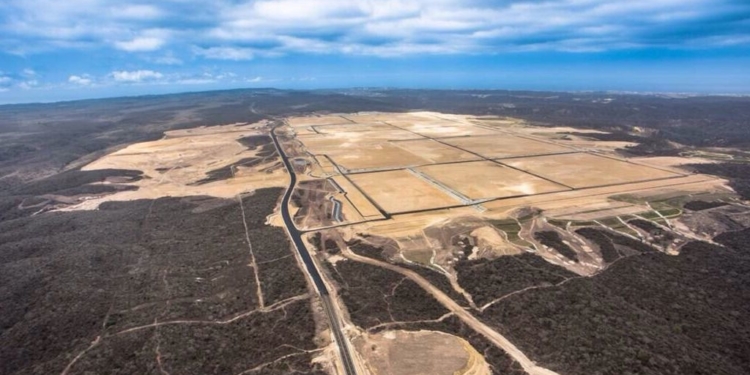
[441,135,575,159]
[328,143,431,171]
[390,121,500,138]
[417,161,569,200]
[502,153,682,189]
[331,176,384,219]
[348,169,460,213]
[354,330,489,375]
[392,139,480,163]
[70,123,287,210]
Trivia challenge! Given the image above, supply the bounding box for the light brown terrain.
[417,161,568,200]
[502,153,682,188]
[440,134,575,159]
[354,330,489,375]
[348,169,459,212]
[65,122,287,210]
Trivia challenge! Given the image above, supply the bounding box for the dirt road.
[342,248,559,375]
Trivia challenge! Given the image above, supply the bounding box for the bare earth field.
[390,121,500,138]
[71,123,287,210]
[416,161,569,200]
[440,135,576,159]
[502,153,682,189]
[392,139,480,163]
[328,143,430,172]
[330,176,384,219]
[354,330,489,375]
[348,169,459,213]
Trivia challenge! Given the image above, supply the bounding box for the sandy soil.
[391,121,500,138]
[482,174,725,216]
[354,330,489,375]
[328,143,431,171]
[502,153,681,189]
[66,123,287,210]
[331,176,384,219]
[417,161,569,200]
[441,135,575,159]
[470,226,523,257]
[348,170,460,213]
[392,139,480,164]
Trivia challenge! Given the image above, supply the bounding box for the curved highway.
[270,126,358,375]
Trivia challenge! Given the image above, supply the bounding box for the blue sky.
[1,0,749,103]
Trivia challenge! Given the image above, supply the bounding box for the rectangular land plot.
[328,143,431,172]
[502,153,682,189]
[416,161,569,200]
[331,176,385,219]
[441,135,575,159]
[348,170,460,213]
[392,139,480,164]
[392,121,500,138]
[313,123,394,134]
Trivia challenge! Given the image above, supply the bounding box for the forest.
[0,188,324,375]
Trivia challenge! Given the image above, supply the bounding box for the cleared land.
[441,135,575,159]
[392,139,480,164]
[390,121,500,138]
[331,176,384,219]
[354,330,489,375]
[503,153,681,189]
[417,161,569,200]
[327,143,431,172]
[348,169,459,213]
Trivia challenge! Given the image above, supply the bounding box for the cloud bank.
[1,0,748,56]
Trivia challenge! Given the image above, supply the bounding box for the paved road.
[270,127,358,375]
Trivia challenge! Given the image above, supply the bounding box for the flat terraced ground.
[390,121,500,138]
[329,143,430,171]
[417,161,569,200]
[503,153,682,189]
[331,176,385,219]
[393,139,480,164]
[349,169,459,213]
[313,122,395,134]
[441,135,575,159]
[302,130,421,153]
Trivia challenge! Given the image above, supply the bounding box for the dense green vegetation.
[455,253,576,306]
[0,188,323,375]
[688,163,750,200]
[482,241,750,375]
[533,231,579,262]
[324,260,448,329]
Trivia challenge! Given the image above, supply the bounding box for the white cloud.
[114,37,165,52]
[0,76,11,84]
[18,80,38,89]
[113,4,162,20]
[247,76,262,82]
[153,54,183,65]
[193,46,255,60]
[68,75,92,85]
[1,0,748,60]
[111,70,163,82]
[22,68,36,77]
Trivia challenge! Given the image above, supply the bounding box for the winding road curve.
[269,126,358,375]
